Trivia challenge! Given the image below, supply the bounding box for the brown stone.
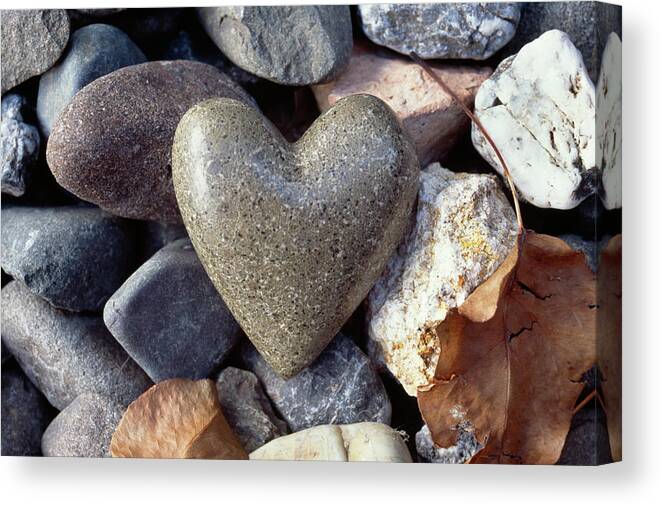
[313,43,491,166]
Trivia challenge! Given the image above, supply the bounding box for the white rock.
[366,163,518,396]
[249,422,412,462]
[597,33,622,210]
[472,30,597,209]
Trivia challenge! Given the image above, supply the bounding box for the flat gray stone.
[41,392,123,458]
[358,3,520,60]
[1,361,56,456]
[1,9,70,93]
[197,6,353,85]
[37,23,146,138]
[241,334,392,432]
[104,238,240,382]
[1,205,138,312]
[1,281,152,410]
[172,94,419,377]
[216,367,289,452]
[1,94,40,197]
[46,60,256,223]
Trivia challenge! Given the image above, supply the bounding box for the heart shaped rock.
[172,94,419,377]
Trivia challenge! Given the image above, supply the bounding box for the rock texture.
[241,334,391,432]
[197,6,352,85]
[1,94,40,197]
[216,367,289,452]
[250,423,412,462]
[172,94,419,377]
[41,393,124,458]
[556,403,612,465]
[1,10,70,93]
[46,60,255,222]
[367,164,518,396]
[313,43,491,165]
[1,361,55,456]
[472,30,597,209]
[1,205,138,312]
[415,423,483,464]
[37,24,147,138]
[1,281,152,410]
[104,238,241,382]
[358,3,520,60]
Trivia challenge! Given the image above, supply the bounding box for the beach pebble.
[1,95,40,197]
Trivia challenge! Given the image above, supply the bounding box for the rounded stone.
[172,94,419,377]
[37,23,147,138]
[46,60,256,223]
[1,94,40,197]
[197,6,353,85]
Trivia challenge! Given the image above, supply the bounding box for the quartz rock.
[241,334,392,432]
[1,94,40,197]
[367,163,518,396]
[104,238,241,382]
[358,3,520,60]
[216,367,289,452]
[1,281,152,410]
[250,423,412,462]
[415,423,482,464]
[472,30,597,209]
[41,392,124,458]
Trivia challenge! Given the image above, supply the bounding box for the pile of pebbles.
[1,4,620,463]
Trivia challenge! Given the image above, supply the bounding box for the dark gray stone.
[172,95,419,377]
[1,9,70,93]
[1,360,56,456]
[216,367,289,452]
[1,94,40,197]
[104,238,240,382]
[37,24,146,138]
[197,6,353,85]
[1,281,152,410]
[1,205,138,312]
[46,60,256,223]
[358,3,521,60]
[241,334,392,432]
[139,221,189,261]
[415,423,483,464]
[557,403,613,465]
[41,392,123,458]
[561,234,612,273]
[499,2,622,82]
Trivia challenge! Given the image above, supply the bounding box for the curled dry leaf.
[110,378,248,459]
[418,232,600,464]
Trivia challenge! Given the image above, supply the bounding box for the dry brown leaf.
[418,232,599,464]
[598,235,622,461]
[110,378,248,459]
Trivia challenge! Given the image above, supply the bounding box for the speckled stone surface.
[415,423,482,464]
[37,23,147,138]
[240,334,392,432]
[46,60,255,223]
[172,94,419,377]
[41,393,124,458]
[197,6,352,85]
[103,238,241,382]
[1,281,152,410]
[1,10,70,93]
[1,205,138,312]
[358,3,520,60]
[1,94,40,197]
[216,367,289,452]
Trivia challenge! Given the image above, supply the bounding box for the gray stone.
[46,60,256,223]
[139,221,189,261]
[37,24,146,138]
[1,205,138,312]
[41,392,123,458]
[561,234,611,273]
[104,238,241,382]
[557,403,612,465]
[1,9,70,93]
[1,361,55,456]
[415,423,483,464]
[197,6,353,85]
[358,3,520,60]
[241,334,392,432]
[1,94,40,197]
[216,367,289,452]
[1,281,152,410]
[500,2,622,83]
[172,95,419,377]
